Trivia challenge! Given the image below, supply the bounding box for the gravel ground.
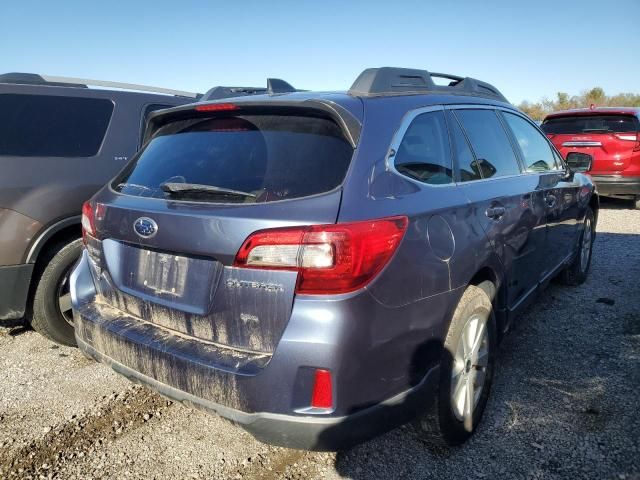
[1,199,638,480]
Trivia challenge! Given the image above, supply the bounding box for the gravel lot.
[1,199,638,480]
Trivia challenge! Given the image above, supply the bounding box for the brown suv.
[0,73,198,344]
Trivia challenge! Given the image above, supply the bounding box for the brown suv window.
[0,94,114,157]
[454,109,521,179]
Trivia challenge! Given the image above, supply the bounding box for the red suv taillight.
[81,201,95,244]
[614,132,640,152]
[234,216,408,295]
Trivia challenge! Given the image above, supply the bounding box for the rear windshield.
[541,114,639,134]
[114,114,353,203]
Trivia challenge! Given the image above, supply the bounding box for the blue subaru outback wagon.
[71,67,598,450]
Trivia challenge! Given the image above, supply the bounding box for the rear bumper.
[590,175,640,198]
[77,335,438,451]
[71,251,446,450]
[0,264,33,320]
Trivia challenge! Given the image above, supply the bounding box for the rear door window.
[447,111,482,182]
[394,110,453,185]
[541,114,640,134]
[454,109,522,179]
[115,114,354,203]
[0,94,114,157]
[502,112,557,172]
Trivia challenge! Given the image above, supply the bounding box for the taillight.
[614,132,640,151]
[81,201,95,244]
[234,216,408,295]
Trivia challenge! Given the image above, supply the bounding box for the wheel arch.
[25,217,82,312]
[466,262,507,338]
[25,216,81,264]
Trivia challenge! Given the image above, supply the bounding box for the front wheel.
[29,239,82,346]
[559,207,595,286]
[415,284,497,446]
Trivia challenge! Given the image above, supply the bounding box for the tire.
[29,238,82,346]
[634,196,640,210]
[559,207,595,286]
[415,284,497,446]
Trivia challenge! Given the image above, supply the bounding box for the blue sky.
[2,0,639,104]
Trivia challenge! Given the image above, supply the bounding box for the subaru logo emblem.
[133,217,158,238]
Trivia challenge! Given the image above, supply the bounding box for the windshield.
[114,114,353,203]
[541,114,639,135]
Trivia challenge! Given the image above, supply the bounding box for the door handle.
[485,206,506,220]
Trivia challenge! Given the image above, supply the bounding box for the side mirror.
[565,152,593,173]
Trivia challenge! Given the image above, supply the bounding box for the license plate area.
[102,239,222,315]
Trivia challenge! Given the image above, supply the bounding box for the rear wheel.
[30,239,82,346]
[559,207,595,286]
[415,284,497,446]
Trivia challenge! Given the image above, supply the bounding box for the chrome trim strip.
[562,141,602,147]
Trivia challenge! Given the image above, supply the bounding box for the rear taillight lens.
[81,201,95,244]
[234,216,408,295]
[614,132,640,151]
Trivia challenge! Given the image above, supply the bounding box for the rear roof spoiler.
[143,99,361,148]
[0,72,201,98]
[348,67,509,103]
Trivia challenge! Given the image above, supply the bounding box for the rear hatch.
[542,113,640,174]
[87,102,359,354]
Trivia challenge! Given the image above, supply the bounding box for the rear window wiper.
[160,182,256,199]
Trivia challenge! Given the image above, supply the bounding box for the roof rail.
[0,72,200,98]
[201,77,299,102]
[348,67,509,103]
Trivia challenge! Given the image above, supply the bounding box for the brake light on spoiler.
[194,103,240,112]
[234,216,408,294]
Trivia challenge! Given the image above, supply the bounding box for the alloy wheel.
[451,313,489,431]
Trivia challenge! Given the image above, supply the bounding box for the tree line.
[518,88,640,121]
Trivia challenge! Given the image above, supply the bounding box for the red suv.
[542,107,640,209]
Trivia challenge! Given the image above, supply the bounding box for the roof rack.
[0,72,200,98]
[200,78,298,102]
[348,67,509,103]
